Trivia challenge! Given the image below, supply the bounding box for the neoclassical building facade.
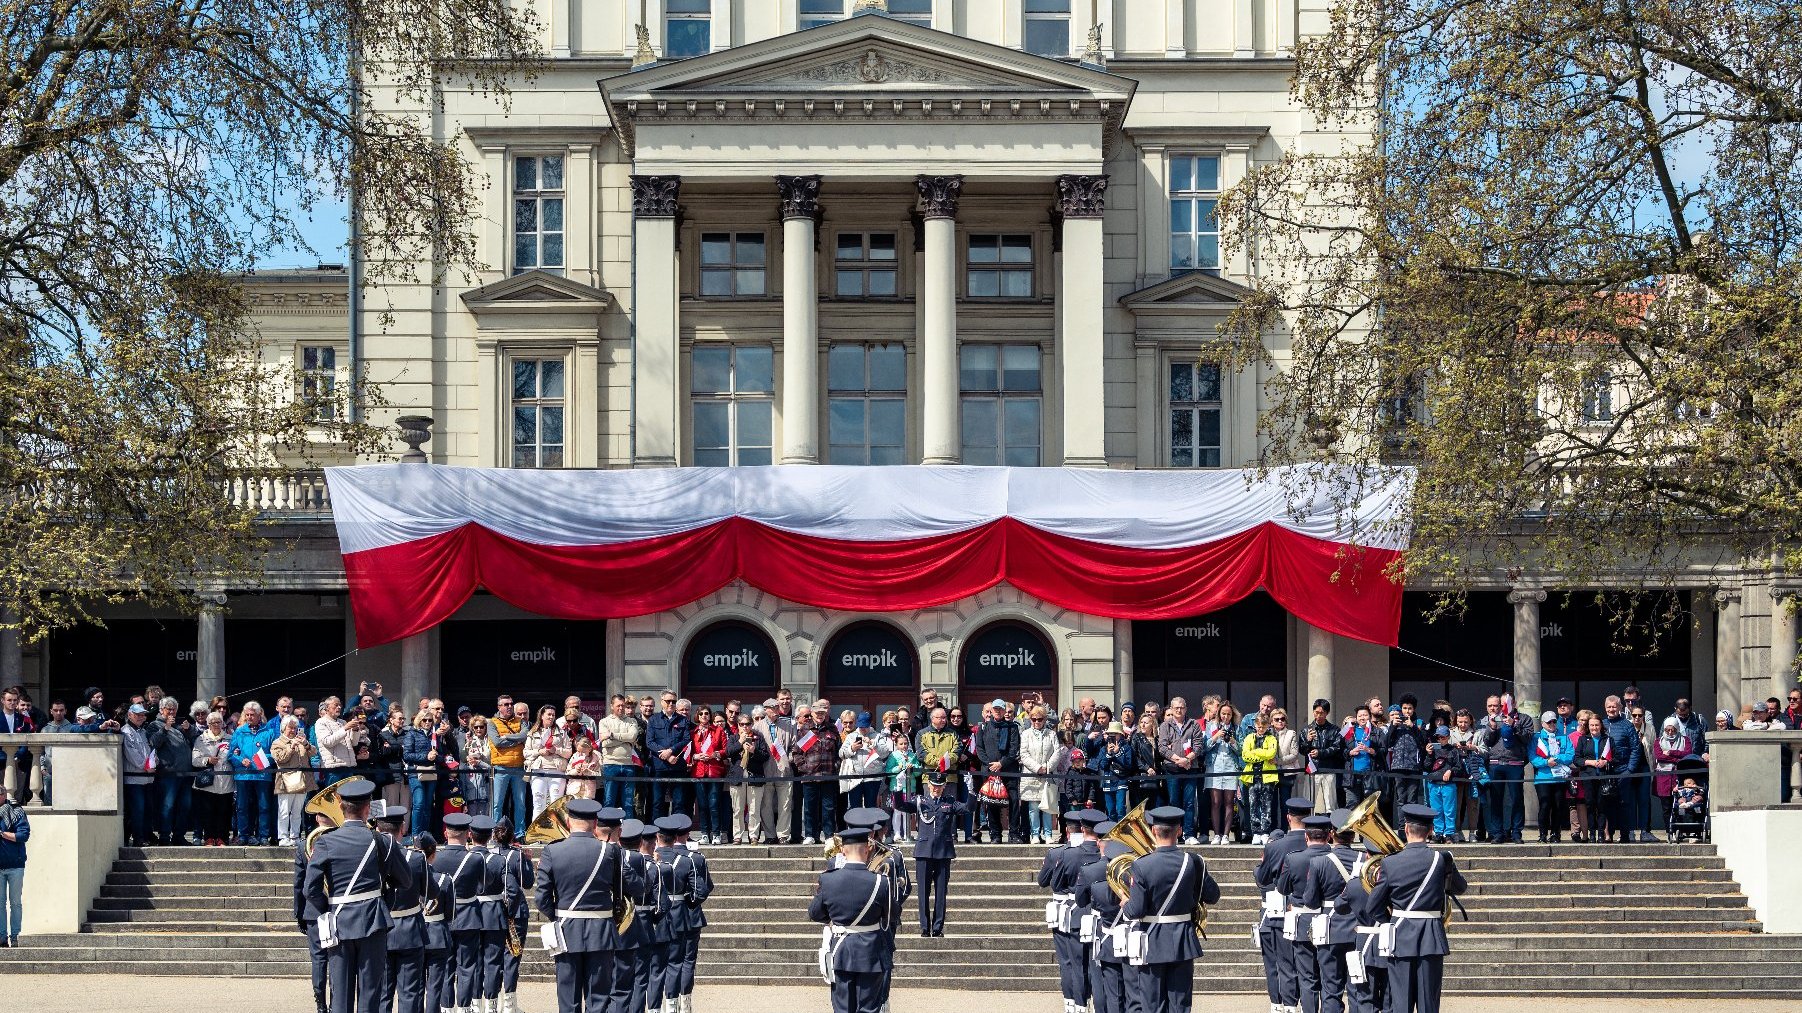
[15,2,1794,726]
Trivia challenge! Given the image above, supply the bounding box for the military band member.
[416,835,456,1013]
[907,770,967,937]
[434,812,487,1013]
[614,818,658,1013]
[635,820,672,1013]
[1301,810,1361,1013]
[295,809,335,1013]
[471,815,518,1013]
[843,808,909,1013]
[1040,809,1100,1013]
[1364,805,1466,1013]
[1087,837,1134,1013]
[374,803,429,1013]
[1120,806,1220,1013]
[492,822,534,1013]
[534,800,638,1013]
[1278,815,1334,1013]
[302,779,414,1013]
[809,824,897,1013]
[1256,798,1313,1013]
[1334,840,1389,1013]
[654,814,711,1013]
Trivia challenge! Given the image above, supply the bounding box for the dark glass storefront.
[1390,591,1513,715]
[46,617,200,708]
[441,618,606,711]
[681,620,780,708]
[960,620,1057,706]
[820,621,918,722]
[1132,592,1287,715]
[223,618,347,709]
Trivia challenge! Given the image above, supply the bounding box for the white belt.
[1138,914,1190,925]
[1291,906,1319,914]
[475,894,504,903]
[424,914,446,924]
[1355,927,1382,935]
[331,890,383,907]
[1052,892,1076,901]
[557,910,612,920]
[389,905,423,919]
[1391,910,1438,920]
[830,924,882,934]
[670,893,691,901]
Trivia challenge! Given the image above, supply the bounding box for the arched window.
[959,619,1057,705]
[681,620,781,698]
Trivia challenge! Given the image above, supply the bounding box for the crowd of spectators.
[2,679,1798,849]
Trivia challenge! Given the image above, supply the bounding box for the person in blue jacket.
[229,701,280,845]
[1529,712,1575,843]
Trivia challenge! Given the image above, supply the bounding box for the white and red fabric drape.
[326,464,1412,649]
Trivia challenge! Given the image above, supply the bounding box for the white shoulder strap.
[569,841,610,909]
[1401,851,1441,913]
[850,874,885,927]
[1155,854,1192,918]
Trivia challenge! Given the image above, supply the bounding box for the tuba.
[1101,801,1208,937]
[303,776,370,858]
[526,795,575,844]
[1343,791,1453,926]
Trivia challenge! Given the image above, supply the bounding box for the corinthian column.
[1056,173,1109,467]
[916,174,964,465]
[777,175,822,465]
[631,174,682,466]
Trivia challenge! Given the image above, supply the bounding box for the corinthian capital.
[914,174,964,219]
[1055,174,1109,219]
[630,175,682,218]
[776,175,823,220]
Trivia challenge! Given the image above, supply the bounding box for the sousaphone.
[1100,801,1209,937]
[302,776,371,857]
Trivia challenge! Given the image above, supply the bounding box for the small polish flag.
[769,739,783,762]
[252,748,272,771]
[937,752,952,772]
[1182,739,1195,757]
[142,754,157,773]
[630,748,644,767]
[680,742,693,765]
[796,729,818,753]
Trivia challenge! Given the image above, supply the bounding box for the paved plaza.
[1,979,1793,1013]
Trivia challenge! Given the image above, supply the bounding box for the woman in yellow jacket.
[1239,712,1281,844]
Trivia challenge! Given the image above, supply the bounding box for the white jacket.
[525,725,572,771]
[314,715,366,769]
[1018,726,1063,804]
[837,730,891,794]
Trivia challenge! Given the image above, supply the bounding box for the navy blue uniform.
[534,832,640,1013]
[1365,842,1465,1013]
[809,863,898,1013]
[432,841,490,1009]
[381,846,430,1013]
[477,843,520,1004]
[1041,839,1100,1008]
[613,848,660,1013]
[302,819,414,1013]
[907,790,967,935]
[1335,868,1388,1013]
[423,867,456,1013]
[1256,828,1306,1009]
[655,845,711,1004]
[1086,843,1138,1013]
[1121,845,1219,1013]
[293,834,330,1011]
[1301,845,1362,1013]
[495,844,534,996]
[1279,844,1329,1013]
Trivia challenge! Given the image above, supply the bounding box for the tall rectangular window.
[511,358,566,468]
[665,0,711,58]
[834,232,898,297]
[1023,0,1072,57]
[700,232,767,297]
[888,0,933,26]
[799,0,846,29]
[960,344,1041,466]
[829,344,907,465]
[1169,155,1221,273]
[299,346,337,423]
[967,234,1033,298]
[513,155,564,275]
[1169,361,1222,468]
[692,345,774,466]
[1580,371,1614,422]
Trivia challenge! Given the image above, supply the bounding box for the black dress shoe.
[932,929,945,937]
[920,930,931,938]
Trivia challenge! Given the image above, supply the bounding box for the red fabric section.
[342,519,1403,649]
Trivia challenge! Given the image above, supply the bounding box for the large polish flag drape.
[326,464,1413,649]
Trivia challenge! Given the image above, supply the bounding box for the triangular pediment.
[605,17,1134,102]
[1120,271,1257,313]
[461,271,613,316]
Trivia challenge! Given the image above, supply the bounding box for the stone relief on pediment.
[794,49,949,85]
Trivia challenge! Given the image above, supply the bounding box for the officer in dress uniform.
[1278,815,1334,1013]
[612,819,656,1013]
[534,800,640,1013]
[470,815,518,1013]
[374,803,429,1013]
[906,770,966,937]
[1255,798,1313,1013]
[434,812,487,1013]
[1304,810,1362,1013]
[1333,840,1389,1013]
[1040,809,1101,1013]
[809,823,897,1013]
[492,822,534,1013]
[296,810,335,1013]
[1120,806,1220,1013]
[416,835,456,1013]
[302,779,414,1013]
[1364,805,1466,1013]
[654,814,711,1013]
[841,807,910,1013]
[1087,836,1135,1013]
[635,819,672,1013]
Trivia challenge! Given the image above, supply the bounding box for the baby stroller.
[1666,755,1710,843]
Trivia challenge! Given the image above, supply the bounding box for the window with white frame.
[1169,155,1221,273]
[960,344,1041,466]
[299,346,337,423]
[513,155,564,275]
[887,0,933,26]
[1580,371,1614,422]
[511,357,566,468]
[834,232,898,297]
[665,0,711,58]
[799,0,846,29]
[829,344,906,465]
[1168,361,1222,468]
[1023,0,1071,57]
[967,234,1033,298]
[692,345,774,466]
[700,232,767,297]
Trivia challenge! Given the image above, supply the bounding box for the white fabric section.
[326,464,1412,555]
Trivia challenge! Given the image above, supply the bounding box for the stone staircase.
[6,842,1802,992]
